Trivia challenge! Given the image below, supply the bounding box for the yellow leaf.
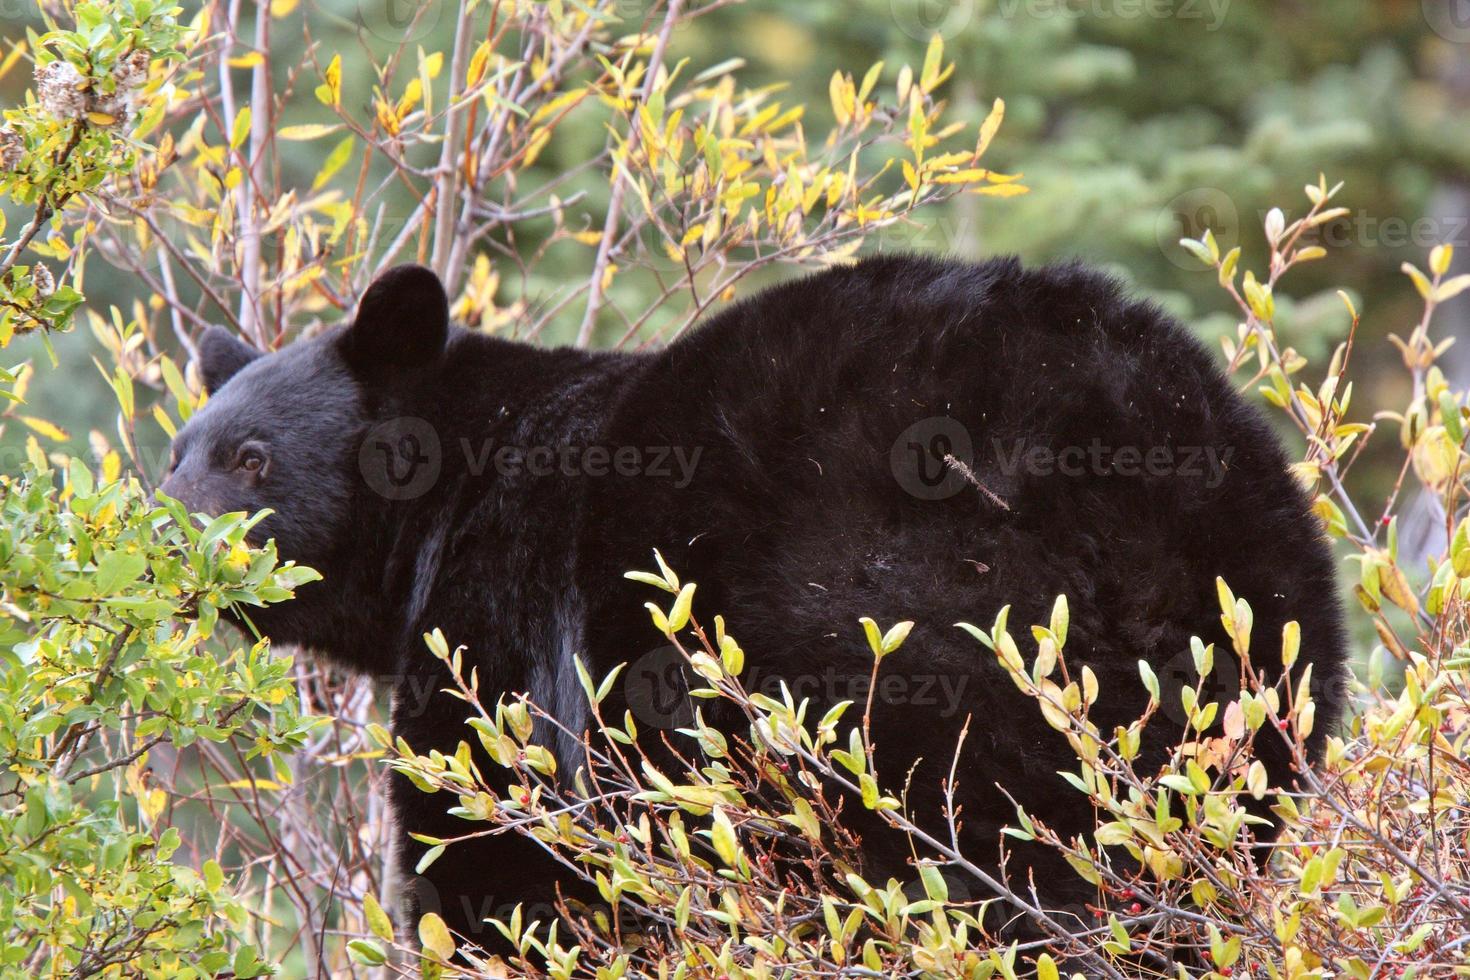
[227,53,264,68]
[901,159,919,191]
[19,416,68,442]
[219,778,285,791]
[400,78,424,114]
[230,107,251,150]
[277,123,342,141]
[0,42,28,82]
[828,71,853,126]
[1402,262,1432,299]
[969,183,1029,198]
[151,404,176,439]
[318,54,342,108]
[270,0,298,14]
[975,98,1005,159]
[921,33,944,92]
[466,40,492,88]
[1431,243,1454,277]
[933,167,990,184]
[418,913,456,961]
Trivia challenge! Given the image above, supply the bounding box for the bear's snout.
[158,468,217,520]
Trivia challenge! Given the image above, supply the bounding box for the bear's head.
[159,265,450,655]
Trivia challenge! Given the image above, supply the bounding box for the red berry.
[1220,968,1233,977]
[1119,887,1135,900]
[1276,719,1289,730]
[1127,902,1142,915]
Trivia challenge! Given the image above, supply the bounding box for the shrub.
[0,448,319,975]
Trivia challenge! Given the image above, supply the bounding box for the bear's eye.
[235,444,269,476]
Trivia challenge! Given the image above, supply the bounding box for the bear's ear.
[340,264,449,380]
[198,326,263,394]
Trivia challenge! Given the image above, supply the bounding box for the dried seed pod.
[35,59,88,120]
[0,127,22,171]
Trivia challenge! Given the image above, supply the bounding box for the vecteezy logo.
[1424,0,1470,42]
[624,645,695,729]
[358,0,448,44]
[1157,645,1241,728]
[889,0,976,40]
[359,416,441,500]
[890,417,975,500]
[1155,187,1240,271]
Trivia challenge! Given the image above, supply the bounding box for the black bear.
[160,255,1346,951]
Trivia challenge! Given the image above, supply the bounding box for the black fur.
[162,255,1347,949]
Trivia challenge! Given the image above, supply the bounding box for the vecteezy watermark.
[1309,209,1470,252]
[891,418,1235,502]
[994,0,1232,30]
[359,416,443,501]
[1156,645,1242,728]
[625,645,696,729]
[399,874,602,939]
[625,644,973,729]
[0,0,37,24]
[991,438,1234,488]
[901,864,976,907]
[357,0,452,44]
[891,417,977,501]
[1423,0,1470,43]
[1156,187,1241,271]
[357,418,705,500]
[1159,192,1470,267]
[460,441,703,487]
[889,0,979,40]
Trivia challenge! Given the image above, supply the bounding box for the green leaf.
[364,892,394,942]
[1049,594,1068,647]
[347,940,387,966]
[415,844,446,874]
[202,859,224,892]
[1138,660,1160,702]
[1178,237,1215,267]
[668,582,696,632]
[624,570,676,593]
[709,807,738,865]
[94,550,147,593]
[880,619,913,655]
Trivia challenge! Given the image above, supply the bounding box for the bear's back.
[573,253,1345,902]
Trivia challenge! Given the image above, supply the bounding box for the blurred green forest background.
[4,0,1469,524]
